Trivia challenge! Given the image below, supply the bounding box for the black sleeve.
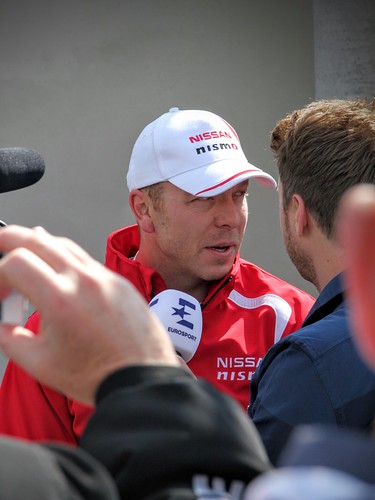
[0,436,119,500]
[79,365,271,499]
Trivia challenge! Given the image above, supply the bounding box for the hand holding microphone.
[149,290,202,363]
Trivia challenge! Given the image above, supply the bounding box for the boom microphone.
[149,290,203,362]
[0,148,45,193]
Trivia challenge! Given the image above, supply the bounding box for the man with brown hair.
[248,99,375,464]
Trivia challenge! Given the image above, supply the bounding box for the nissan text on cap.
[127,107,277,196]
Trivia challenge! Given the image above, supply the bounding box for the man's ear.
[128,190,155,233]
[292,194,309,237]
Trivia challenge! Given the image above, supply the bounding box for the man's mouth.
[206,244,235,253]
[210,246,230,252]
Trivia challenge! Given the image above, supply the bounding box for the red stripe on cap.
[195,170,257,195]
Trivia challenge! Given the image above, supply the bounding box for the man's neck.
[163,278,209,304]
[313,242,344,293]
[136,252,210,303]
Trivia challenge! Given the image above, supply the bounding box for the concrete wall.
[0,0,316,376]
[314,0,375,99]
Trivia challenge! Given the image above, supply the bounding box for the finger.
[0,225,95,274]
[32,226,95,265]
[337,184,375,370]
[0,247,66,311]
[0,325,61,395]
[338,185,375,292]
[0,324,42,374]
[337,185,375,257]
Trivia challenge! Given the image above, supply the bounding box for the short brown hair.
[271,99,375,238]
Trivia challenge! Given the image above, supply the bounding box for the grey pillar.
[314,0,375,99]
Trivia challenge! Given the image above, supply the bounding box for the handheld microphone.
[0,148,45,193]
[149,290,203,362]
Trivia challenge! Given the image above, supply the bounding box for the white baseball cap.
[127,107,277,196]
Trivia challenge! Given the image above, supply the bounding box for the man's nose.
[214,199,242,227]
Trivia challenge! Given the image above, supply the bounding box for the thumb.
[0,326,43,377]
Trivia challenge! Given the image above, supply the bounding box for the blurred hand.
[0,225,178,405]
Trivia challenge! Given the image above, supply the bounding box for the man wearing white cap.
[0,108,314,445]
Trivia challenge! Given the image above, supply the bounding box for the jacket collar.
[302,273,345,327]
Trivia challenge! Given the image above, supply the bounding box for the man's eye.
[191,197,212,202]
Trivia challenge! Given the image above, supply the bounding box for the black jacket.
[80,365,271,499]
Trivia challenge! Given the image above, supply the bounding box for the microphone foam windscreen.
[0,148,45,193]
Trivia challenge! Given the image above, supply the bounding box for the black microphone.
[0,148,45,193]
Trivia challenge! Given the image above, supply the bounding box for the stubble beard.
[283,214,318,289]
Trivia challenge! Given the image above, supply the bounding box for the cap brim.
[168,159,277,197]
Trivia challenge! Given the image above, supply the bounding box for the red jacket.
[0,225,314,444]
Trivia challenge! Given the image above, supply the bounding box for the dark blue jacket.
[248,273,375,465]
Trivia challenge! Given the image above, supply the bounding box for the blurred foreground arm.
[0,225,178,405]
